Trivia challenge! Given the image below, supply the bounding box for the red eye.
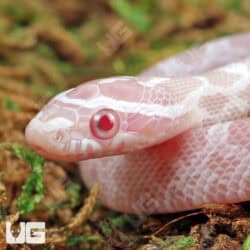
[90,109,120,139]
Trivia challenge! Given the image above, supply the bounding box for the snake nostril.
[55,130,64,142]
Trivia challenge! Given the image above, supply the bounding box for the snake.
[25,32,250,214]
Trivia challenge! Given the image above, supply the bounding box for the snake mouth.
[27,143,56,160]
[25,119,99,162]
[30,144,48,156]
[28,142,85,162]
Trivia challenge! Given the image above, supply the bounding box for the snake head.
[25,77,153,161]
[26,76,191,161]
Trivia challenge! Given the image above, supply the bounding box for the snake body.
[26,33,250,214]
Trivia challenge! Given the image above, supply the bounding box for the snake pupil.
[90,108,120,140]
[98,114,114,131]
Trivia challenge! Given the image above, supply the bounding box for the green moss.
[110,0,153,32]
[37,43,57,60]
[107,211,140,230]
[100,222,112,235]
[113,59,126,74]
[160,236,195,250]
[243,235,250,250]
[11,145,45,215]
[3,96,21,112]
[66,182,82,208]
[222,0,243,12]
[67,234,100,247]
[126,53,147,74]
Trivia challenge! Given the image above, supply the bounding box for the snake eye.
[90,109,120,139]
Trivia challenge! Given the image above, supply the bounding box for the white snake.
[25,32,250,214]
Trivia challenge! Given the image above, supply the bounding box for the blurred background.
[0,0,250,249]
